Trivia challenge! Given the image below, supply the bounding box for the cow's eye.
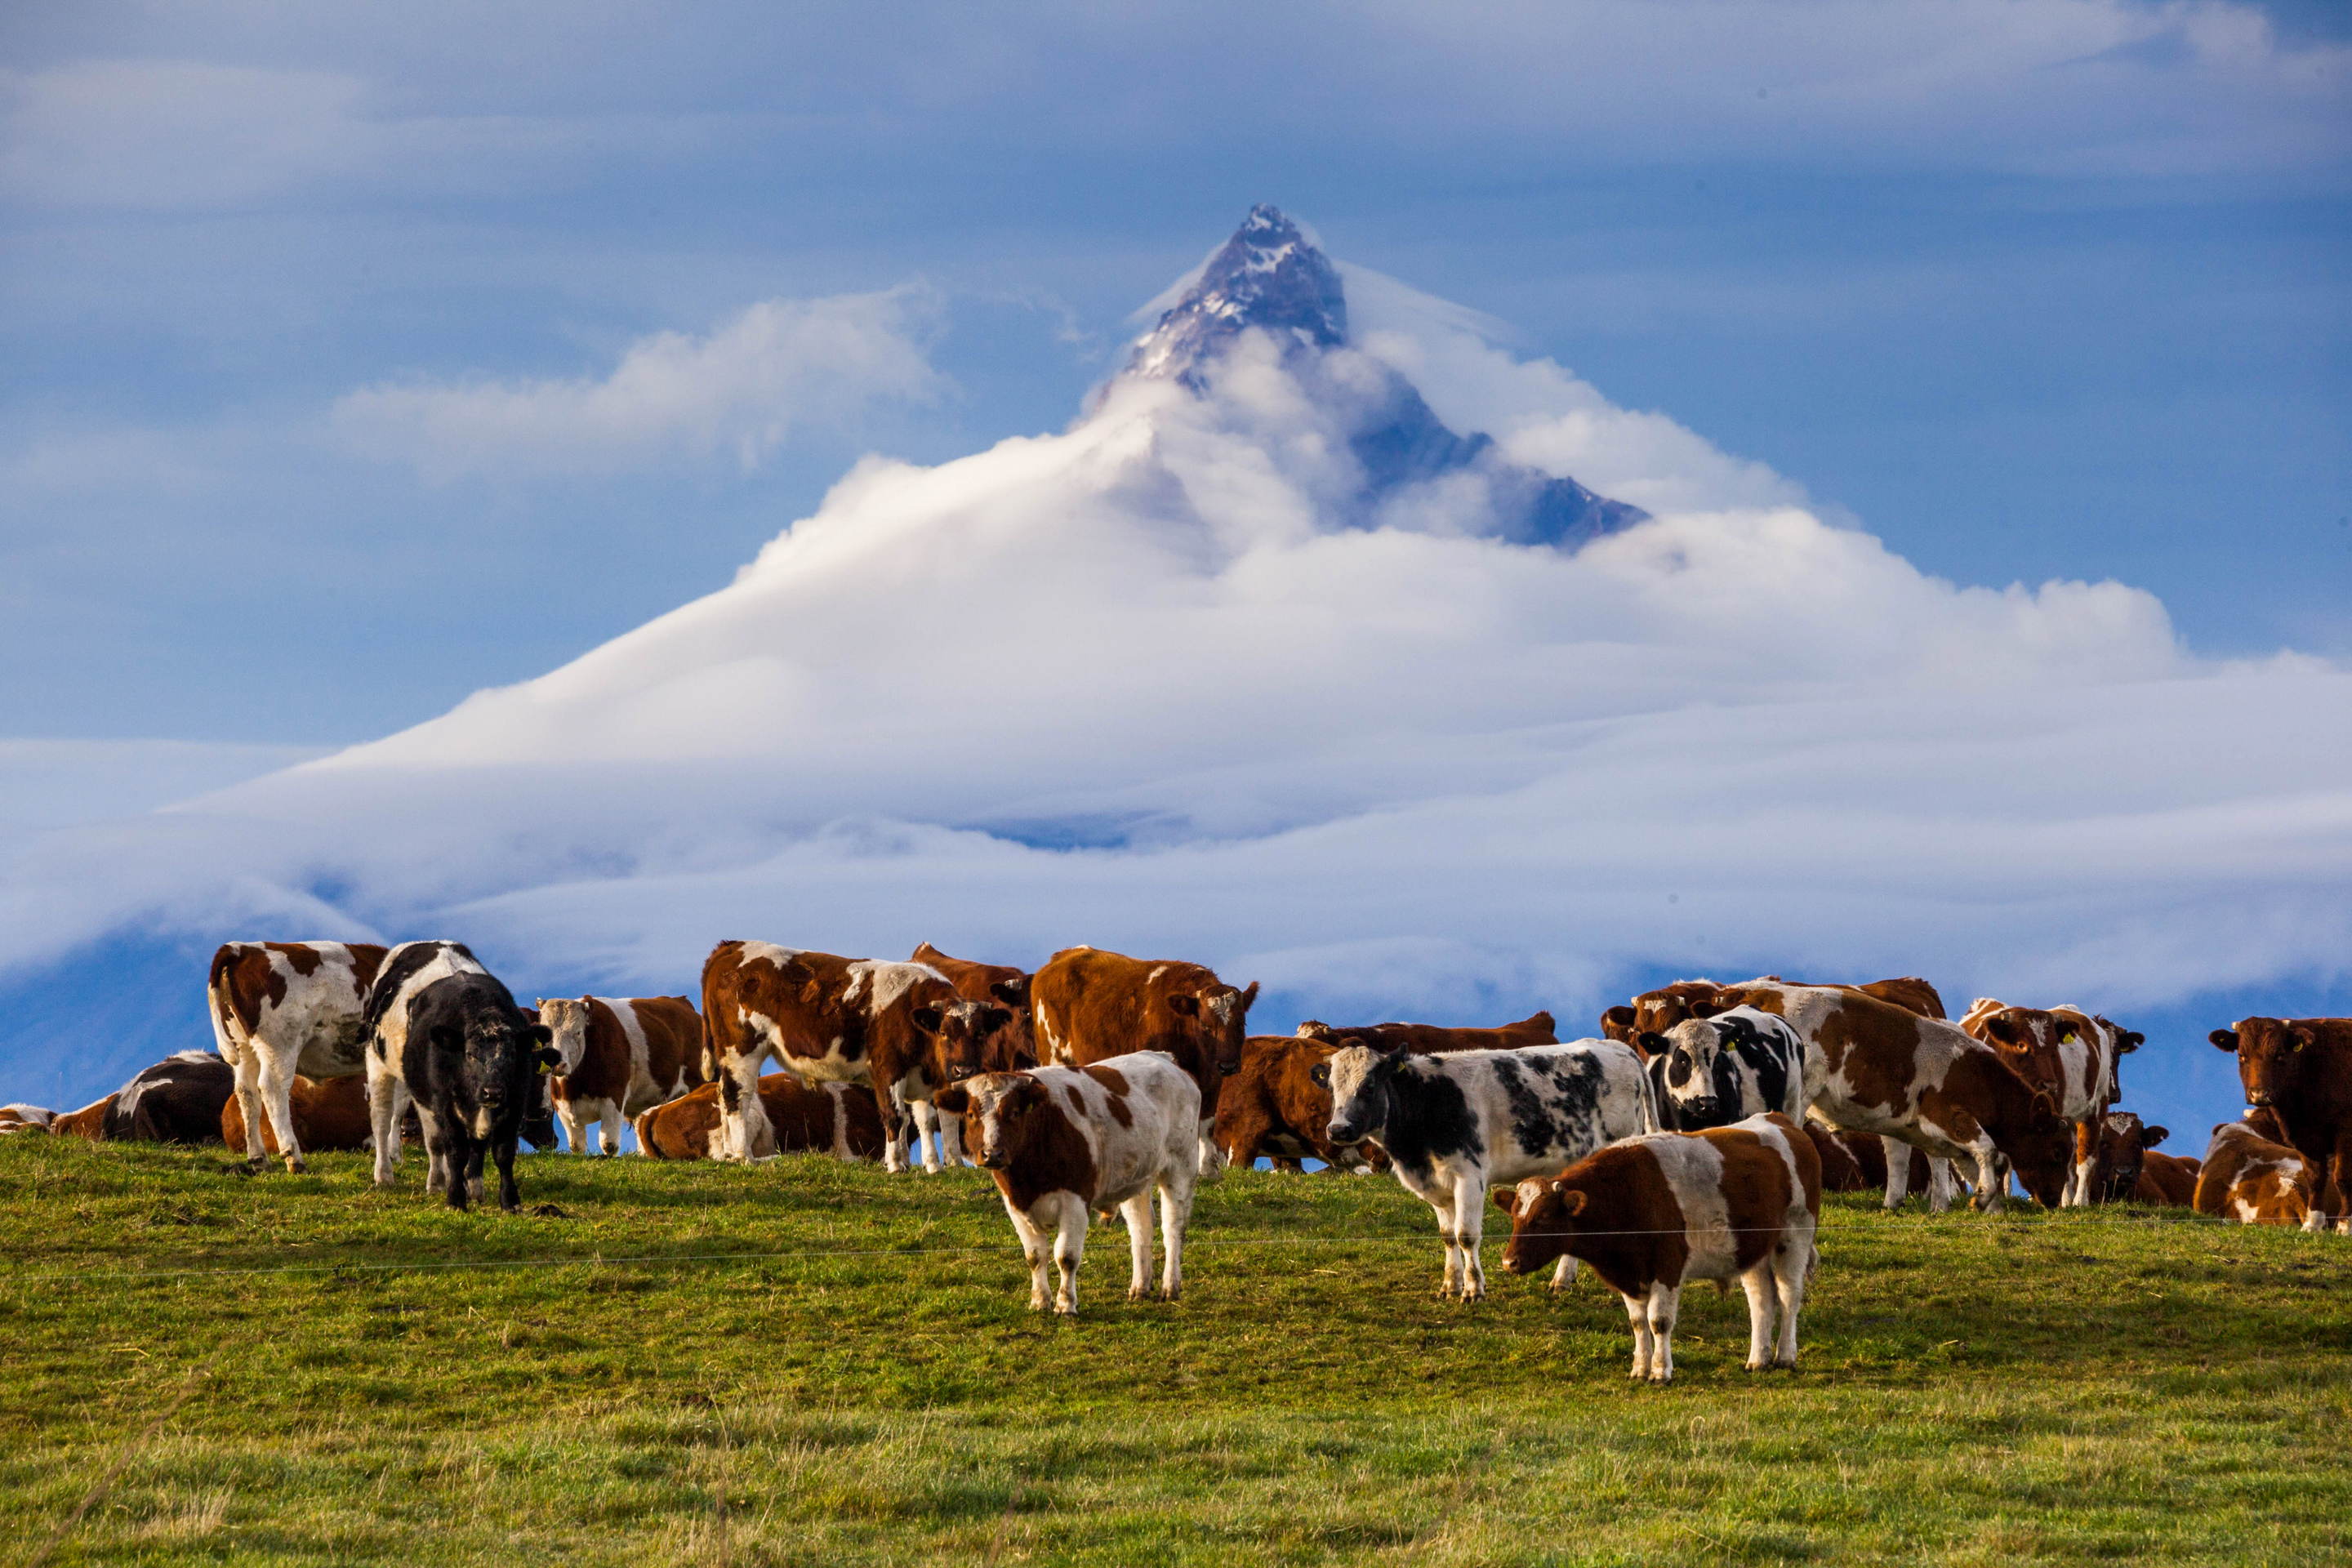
[1309,1065,1330,1087]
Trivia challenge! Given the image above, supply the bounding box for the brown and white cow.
[2069,1110,2183,1206]
[1294,1011,1557,1055]
[1495,1111,1821,1383]
[2194,1120,2321,1228]
[1958,998,2140,1205]
[221,1072,374,1156]
[533,996,705,1156]
[932,1053,1201,1316]
[207,941,389,1172]
[633,1074,888,1162]
[1028,947,1258,1183]
[1605,974,1946,1047]
[0,1104,54,1134]
[699,941,964,1171]
[907,944,1036,1168]
[50,1096,114,1139]
[1214,1035,1383,1174]
[2209,1017,2352,1232]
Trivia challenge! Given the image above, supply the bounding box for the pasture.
[2,1135,2346,1566]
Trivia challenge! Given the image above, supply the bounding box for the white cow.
[207,941,388,1173]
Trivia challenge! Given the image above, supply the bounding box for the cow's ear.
[2292,1026,2317,1050]
[1559,1187,1588,1218]
[1637,1032,1667,1057]
[990,978,1028,1008]
[911,1005,945,1036]
[430,1024,462,1053]
[932,1086,970,1116]
[1237,982,1260,1012]
[534,1048,562,1075]
[2210,1028,2239,1051]
[1492,1186,1520,1215]
[1165,994,1200,1018]
[2144,1125,2169,1148]
[1601,1006,1637,1037]
[529,1023,553,1045]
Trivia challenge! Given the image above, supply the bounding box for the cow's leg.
[596,1102,622,1157]
[1551,1256,1579,1293]
[1771,1231,1811,1369]
[1195,1117,1227,1184]
[1881,1136,1913,1210]
[1429,1195,1464,1299]
[715,1048,771,1162]
[1452,1178,1489,1303]
[1621,1293,1655,1381]
[458,1135,488,1210]
[1120,1191,1156,1300]
[910,1099,942,1174]
[254,1052,310,1174]
[368,1067,407,1187]
[1646,1283,1681,1383]
[938,1111,966,1169]
[1158,1170,1194,1302]
[882,1087,913,1174]
[413,1103,452,1197]
[493,1137,521,1212]
[2327,1140,2352,1235]
[225,1045,271,1169]
[1050,1193,1088,1317]
[1006,1201,1052,1311]
[1740,1263,1778,1370]
[1969,1144,2004,1213]
[556,1096,589,1156]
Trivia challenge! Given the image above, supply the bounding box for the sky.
[1,1,2349,1142]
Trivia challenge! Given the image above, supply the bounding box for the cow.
[533,996,705,1156]
[361,941,496,1186]
[90,1052,241,1143]
[1028,947,1258,1183]
[932,1054,1201,1316]
[1639,1006,1808,1131]
[1295,1011,1557,1054]
[1214,1035,1383,1174]
[1958,998,2141,1205]
[1495,1111,1821,1383]
[2068,1110,2180,1206]
[1803,1123,1870,1192]
[2209,1017,2352,1232]
[207,941,389,1173]
[384,971,559,1211]
[2136,1150,2200,1207]
[50,1097,114,1139]
[699,941,966,1172]
[908,942,1037,1169]
[1322,1038,1656,1300]
[0,1104,54,1134]
[1606,974,1945,1045]
[634,1074,888,1162]
[2194,1120,2321,1229]
[221,1072,374,1156]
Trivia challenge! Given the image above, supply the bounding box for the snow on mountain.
[2,206,2348,1116]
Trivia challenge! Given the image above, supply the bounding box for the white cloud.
[330,288,948,479]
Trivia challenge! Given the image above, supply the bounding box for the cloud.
[330,288,949,479]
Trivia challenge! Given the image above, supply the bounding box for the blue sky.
[4,0,2346,746]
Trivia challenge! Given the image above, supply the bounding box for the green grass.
[2,1136,2348,1566]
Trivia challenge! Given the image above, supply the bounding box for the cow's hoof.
[1054,1306,1079,1319]
[285,1158,307,1175]
[1649,1372,1673,1385]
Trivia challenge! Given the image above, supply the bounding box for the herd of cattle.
[2,938,2345,1381]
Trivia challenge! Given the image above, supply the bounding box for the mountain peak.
[1125,204,1348,384]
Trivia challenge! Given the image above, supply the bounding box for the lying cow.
[634,1075,887,1161]
[933,1053,1200,1316]
[0,1104,54,1134]
[534,995,704,1156]
[1804,1124,1869,1192]
[221,1072,374,1156]
[2195,1120,2321,1229]
[1324,1038,1655,1300]
[2069,1111,2177,1206]
[1296,1010,1557,1054]
[2136,1150,2200,1207]
[1640,1006,1809,1131]
[208,940,389,1173]
[1496,1111,1821,1383]
[1958,998,2141,1205]
[1031,947,1257,1183]
[59,1052,238,1143]
[379,970,558,1211]
[2209,1016,2352,1232]
[1214,1035,1383,1173]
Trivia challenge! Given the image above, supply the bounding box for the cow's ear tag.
[2059,1031,2078,1045]
[537,1059,554,1074]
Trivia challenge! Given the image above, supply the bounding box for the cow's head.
[1640,1015,1766,1126]
[1599,1006,1641,1045]
[1630,982,1736,1038]
[932,1072,1050,1170]
[1993,1086,2074,1209]
[1321,1043,1402,1147]
[2212,1017,2315,1111]
[434,1004,557,1143]
[532,998,595,1080]
[912,1000,1019,1082]
[1494,1177,1588,1276]
[2077,1111,2153,1204]
[1169,981,1258,1076]
[1974,1008,2067,1100]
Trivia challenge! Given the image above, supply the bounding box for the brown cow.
[220,1072,374,1155]
[1214,1035,1384,1174]
[1495,1111,1821,1383]
[633,1074,888,1161]
[2195,1120,2320,1227]
[50,1096,114,1139]
[906,943,1036,1168]
[1295,1011,1557,1055]
[700,941,963,1171]
[2069,1110,2176,1205]
[1028,947,1258,1183]
[2209,1017,2352,1232]
[1958,998,2141,1205]
[208,940,389,1172]
[534,995,706,1156]
[2135,1149,2199,1206]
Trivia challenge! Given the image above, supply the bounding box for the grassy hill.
[2,1135,2347,1566]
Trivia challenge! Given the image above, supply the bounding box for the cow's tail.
[205,946,242,1062]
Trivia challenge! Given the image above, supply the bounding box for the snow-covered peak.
[1125,204,1348,384]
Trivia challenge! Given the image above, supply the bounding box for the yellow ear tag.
[2059,1031,2077,1045]
[537,1061,554,1075]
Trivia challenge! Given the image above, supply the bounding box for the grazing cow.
[634,1075,888,1161]
[1296,1011,1557,1054]
[700,941,966,1171]
[2136,1150,2200,1207]
[534,996,705,1156]
[207,941,389,1173]
[385,972,558,1211]
[1804,1124,1870,1192]
[2209,1017,2352,1232]
[221,1072,374,1156]
[1496,1112,1821,1383]
[0,1104,54,1134]
[2195,1120,2321,1229]
[1640,1006,1809,1131]
[932,1054,1200,1316]
[1958,998,2142,1205]
[1214,1035,1383,1174]
[908,942,1036,1168]
[1029,947,1258,1183]
[1323,1038,1656,1300]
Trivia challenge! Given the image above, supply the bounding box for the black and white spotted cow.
[361,941,546,1185]
[1321,1039,1657,1301]
[389,972,559,1211]
[1641,1005,1811,1131]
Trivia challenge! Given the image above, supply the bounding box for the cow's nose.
[1220,1062,1239,1076]
[981,1153,1007,1169]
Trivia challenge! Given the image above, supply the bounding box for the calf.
[2194,1120,2320,1229]
[1214,1035,1383,1173]
[1496,1112,1821,1383]
[207,940,388,1173]
[1030,947,1258,1183]
[701,942,965,1172]
[221,1072,374,1156]
[86,1051,238,1143]
[535,995,704,1156]
[634,1075,887,1161]
[1295,1011,1557,1054]
[908,942,1036,1168]
[2070,1111,2168,1206]
[385,972,559,1210]
[1640,1006,1808,1131]
[2209,1017,2352,1232]
[1958,998,2141,1205]
[933,1054,1200,1316]
[1323,1039,1656,1300]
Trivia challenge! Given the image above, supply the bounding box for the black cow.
[392,973,558,1211]
[110,1051,238,1143]
[1639,1006,1810,1131]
